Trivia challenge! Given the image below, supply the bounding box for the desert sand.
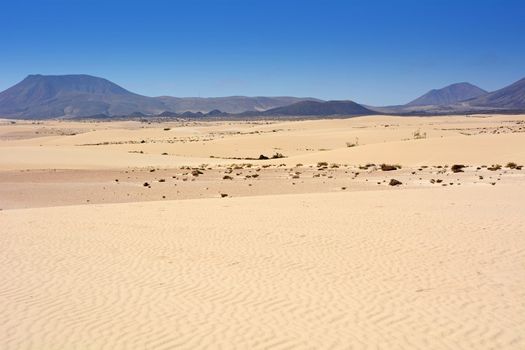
[1,114,525,349]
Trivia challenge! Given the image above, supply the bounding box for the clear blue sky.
[0,0,524,105]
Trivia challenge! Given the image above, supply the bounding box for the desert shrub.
[413,129,427,139]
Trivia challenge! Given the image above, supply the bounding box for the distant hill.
[0,74,321,119]
[0,74,166,118]
[407,82,487,106]
[468,77,525,109]
[260,100,375,116]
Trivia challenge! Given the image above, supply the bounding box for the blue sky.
[0,0,524,105]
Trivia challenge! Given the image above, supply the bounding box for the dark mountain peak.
[207,109,224,116]
[407,82,487,106]
[262,100,375,116]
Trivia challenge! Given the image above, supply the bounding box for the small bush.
[487,164,502,171]
[413,129,427,139]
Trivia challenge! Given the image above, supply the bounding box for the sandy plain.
[1,114,525,349]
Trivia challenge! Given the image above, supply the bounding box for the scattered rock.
[451,164,465,173]
[389,179,402,186]
[381,164,399,171]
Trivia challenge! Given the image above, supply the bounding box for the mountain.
[468,77,525,109]
[156,96,321,114]
[0,74,321,119]
[407,82,487,106]
[0,74,166,118]
[260,100,375,116]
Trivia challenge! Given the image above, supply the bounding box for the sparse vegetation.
[346,137,359,147]
[413,129,427,139]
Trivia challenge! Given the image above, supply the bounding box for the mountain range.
[0,75,318,119]
[0,74,524,119]
[373,78,525,115]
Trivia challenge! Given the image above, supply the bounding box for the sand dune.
[2,115,524,170]
[283,132,525,166]
[1,186,524,349]
[1,115,525,349]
